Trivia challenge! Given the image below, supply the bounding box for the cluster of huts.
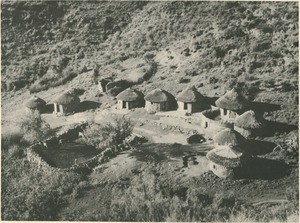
[25,85,267,179]
[25,89,81,116]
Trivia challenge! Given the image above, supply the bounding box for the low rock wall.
[139,119,199,135]
[26,122,142,174]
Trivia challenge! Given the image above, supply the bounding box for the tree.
[19,110,52,144]
[83,115,134,150]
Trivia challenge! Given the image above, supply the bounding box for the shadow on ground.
[129,143,211,163]
[76,101,101,112]
[40,142,99,168]
[250,101,281,114]
[243,140,276,156]
[43,104,54,114]
[264,121,298,136]
[236,158,291,180]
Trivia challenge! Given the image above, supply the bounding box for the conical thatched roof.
[234,110,265,129]
[53,91,80,105]
[206,145,243,168]
[144,88,172,103]
[25,95,46,109]
[215,88,248,110]
[176,86,204,103]
[213,128,245,146]
[116,88,144,101]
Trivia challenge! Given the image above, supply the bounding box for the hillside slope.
[1,1,298,125]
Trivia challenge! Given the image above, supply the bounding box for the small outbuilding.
[98,78,113,93]
[213,128,245,147]
[144,88,173,113]
[215,88,249,121]
[53,91,80,115]
[24,95,46,114]
[176,86,205,113]
[206,145,244,178]
[234,110,266,138]
[116,88,144,110]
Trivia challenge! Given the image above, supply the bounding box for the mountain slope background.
[1,1,298,125]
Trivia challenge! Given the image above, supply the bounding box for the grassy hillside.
[1,1,298,124]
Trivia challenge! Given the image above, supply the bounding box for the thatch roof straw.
[206,145,243,168]
[116,88,144,101]
[213,128,245,146]
[176,86,204,103]
[215,88,248,110]
[144,88,172,103]
[234,110,265,129]
[25,95,46,109]
[53,91,80,105]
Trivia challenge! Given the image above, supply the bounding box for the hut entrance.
[122,101,126,109]
[56,104,60,113]
[205,122,208,128]
[224,109,228,116]
[184,103,188,110]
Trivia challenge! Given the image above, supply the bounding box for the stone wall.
[139,118,199,135]
[27,143,64,173]
[26,122,143,174]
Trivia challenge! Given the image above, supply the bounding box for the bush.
[19,110,52,144]
[83,115,134,150]
[2,156,84,221]
[1,131,24,152]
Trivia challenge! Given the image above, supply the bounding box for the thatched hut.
[116,88,144,110]
[25,95,46,114]
[215,88,249,121]
[53,91,80,115]
[176,86,204,113]
[234,110,266,138]
[206,145,244,178]
[144,89,173,113]
[213,128,245,147]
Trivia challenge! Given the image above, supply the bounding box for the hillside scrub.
[19,110,52,144]
[1,152,86,221]
[83,115,134,150]
[60,164,299,222]
[1,1,298,94]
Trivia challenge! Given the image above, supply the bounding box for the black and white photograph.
[1,0,299,222]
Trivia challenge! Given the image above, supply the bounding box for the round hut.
[234,110,266,138]
[213,128,245,147]
[176,86,205,113]
[215,88,249,121]
[25,95,46,114]
[116,88,144,110]
[206,145,244,178]
[144,88,172,113]
[53,90,80,115]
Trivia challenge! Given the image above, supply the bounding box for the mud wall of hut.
[145,101,169,113]
[200,110,233,134]
[208,160,232,178]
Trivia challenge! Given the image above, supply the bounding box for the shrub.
[7,145,25,159]
[83,115,134,150]
[19,110,52,144]
[1,131,24,152]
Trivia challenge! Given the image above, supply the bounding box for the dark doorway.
[184,103,188,110]
[122,101,126,109]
